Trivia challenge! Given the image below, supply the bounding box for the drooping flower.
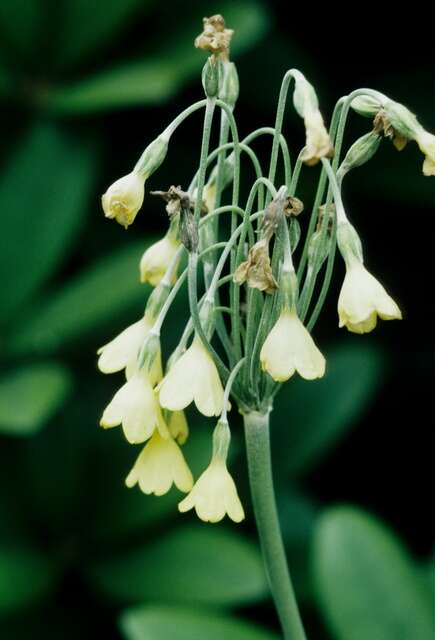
[101,172,145,228]
[301,109,334,166]
[140,234,180,286]
[100,369,168,444]
[415,130,435,176]
[158,335,225,417]
[338,262,402,334]
[97,317,161,384]
[260,309,325,381]
[126,431,193,496]
[178,458,244,523]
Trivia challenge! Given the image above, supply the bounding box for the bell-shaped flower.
[260,309,325,381]
[101,171,145,228]
[415,130,435,176]
[97,317,161,384]
[158,336,225,417]
[140,234,180,286]
[178,458,244,523]
[338,262,402,334]
[100,369,168,444]
[126,431,193,496]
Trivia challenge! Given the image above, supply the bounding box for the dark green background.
[0,1,433,638]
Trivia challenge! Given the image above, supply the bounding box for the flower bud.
[337,131,382,181]
[292,71,333,165]
[134,133,170,179]
[202,57,222,98]
[307,228,332,274]
[101,171,145,228]
[219,61,239,107]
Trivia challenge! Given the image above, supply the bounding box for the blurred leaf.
[87,525,267,606]
[8,240,154,356]
[0,121,99,323]
[121,605,279,640]
[0,363,72,436]
[0,0,43,60]
[277,487,318,602]
[47,0,272,115]
[56,0,151,69]
[313,506,435,640]
[0,546,58,616]
[273,342,386,476]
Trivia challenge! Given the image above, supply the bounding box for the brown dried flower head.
[373,110,408,151]
[194,14,234,59]
[233,239,278,294]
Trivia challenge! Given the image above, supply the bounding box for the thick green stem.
[244,411,307,640]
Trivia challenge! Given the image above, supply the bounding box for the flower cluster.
[97,15,430,525]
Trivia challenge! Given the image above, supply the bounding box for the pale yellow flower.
[139,234,180,286]
[338,262,402,334]
[158,336,225,417]
[101,172,145,228]
[415,130,435,176]
[126,431,193,496]
[100,369,168,444]
[97,317,161,385]
[178,458,244,523]
[260,309,325,381]
[168,410,189,445]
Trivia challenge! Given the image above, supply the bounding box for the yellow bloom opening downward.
[178,458,244,523]
[158,336,225,417]
[126,431,193,496]
[338,262,402,334]
[97,317,161,384]
[100,369,168,444]
[416,130,435,177]
[101,172,145,228]
[140,235,180,286]
[260,310,326,381]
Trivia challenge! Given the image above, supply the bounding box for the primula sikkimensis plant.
[97,14,433,640]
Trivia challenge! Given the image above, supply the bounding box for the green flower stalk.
[94,13,431,640]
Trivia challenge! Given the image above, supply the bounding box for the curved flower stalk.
[94,13,429,640]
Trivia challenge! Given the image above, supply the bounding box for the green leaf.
[87,525,267,607]
[55,0,152,69]
[7,240,154,356]
[120,605,279,640]
[273,342,386,476]
[0,363,72,436]
[313,506,435,640]
[0,122,99,323]
[47,0,271,115]
[0,546,58,615]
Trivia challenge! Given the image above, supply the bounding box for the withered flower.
[233,239,278,294]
